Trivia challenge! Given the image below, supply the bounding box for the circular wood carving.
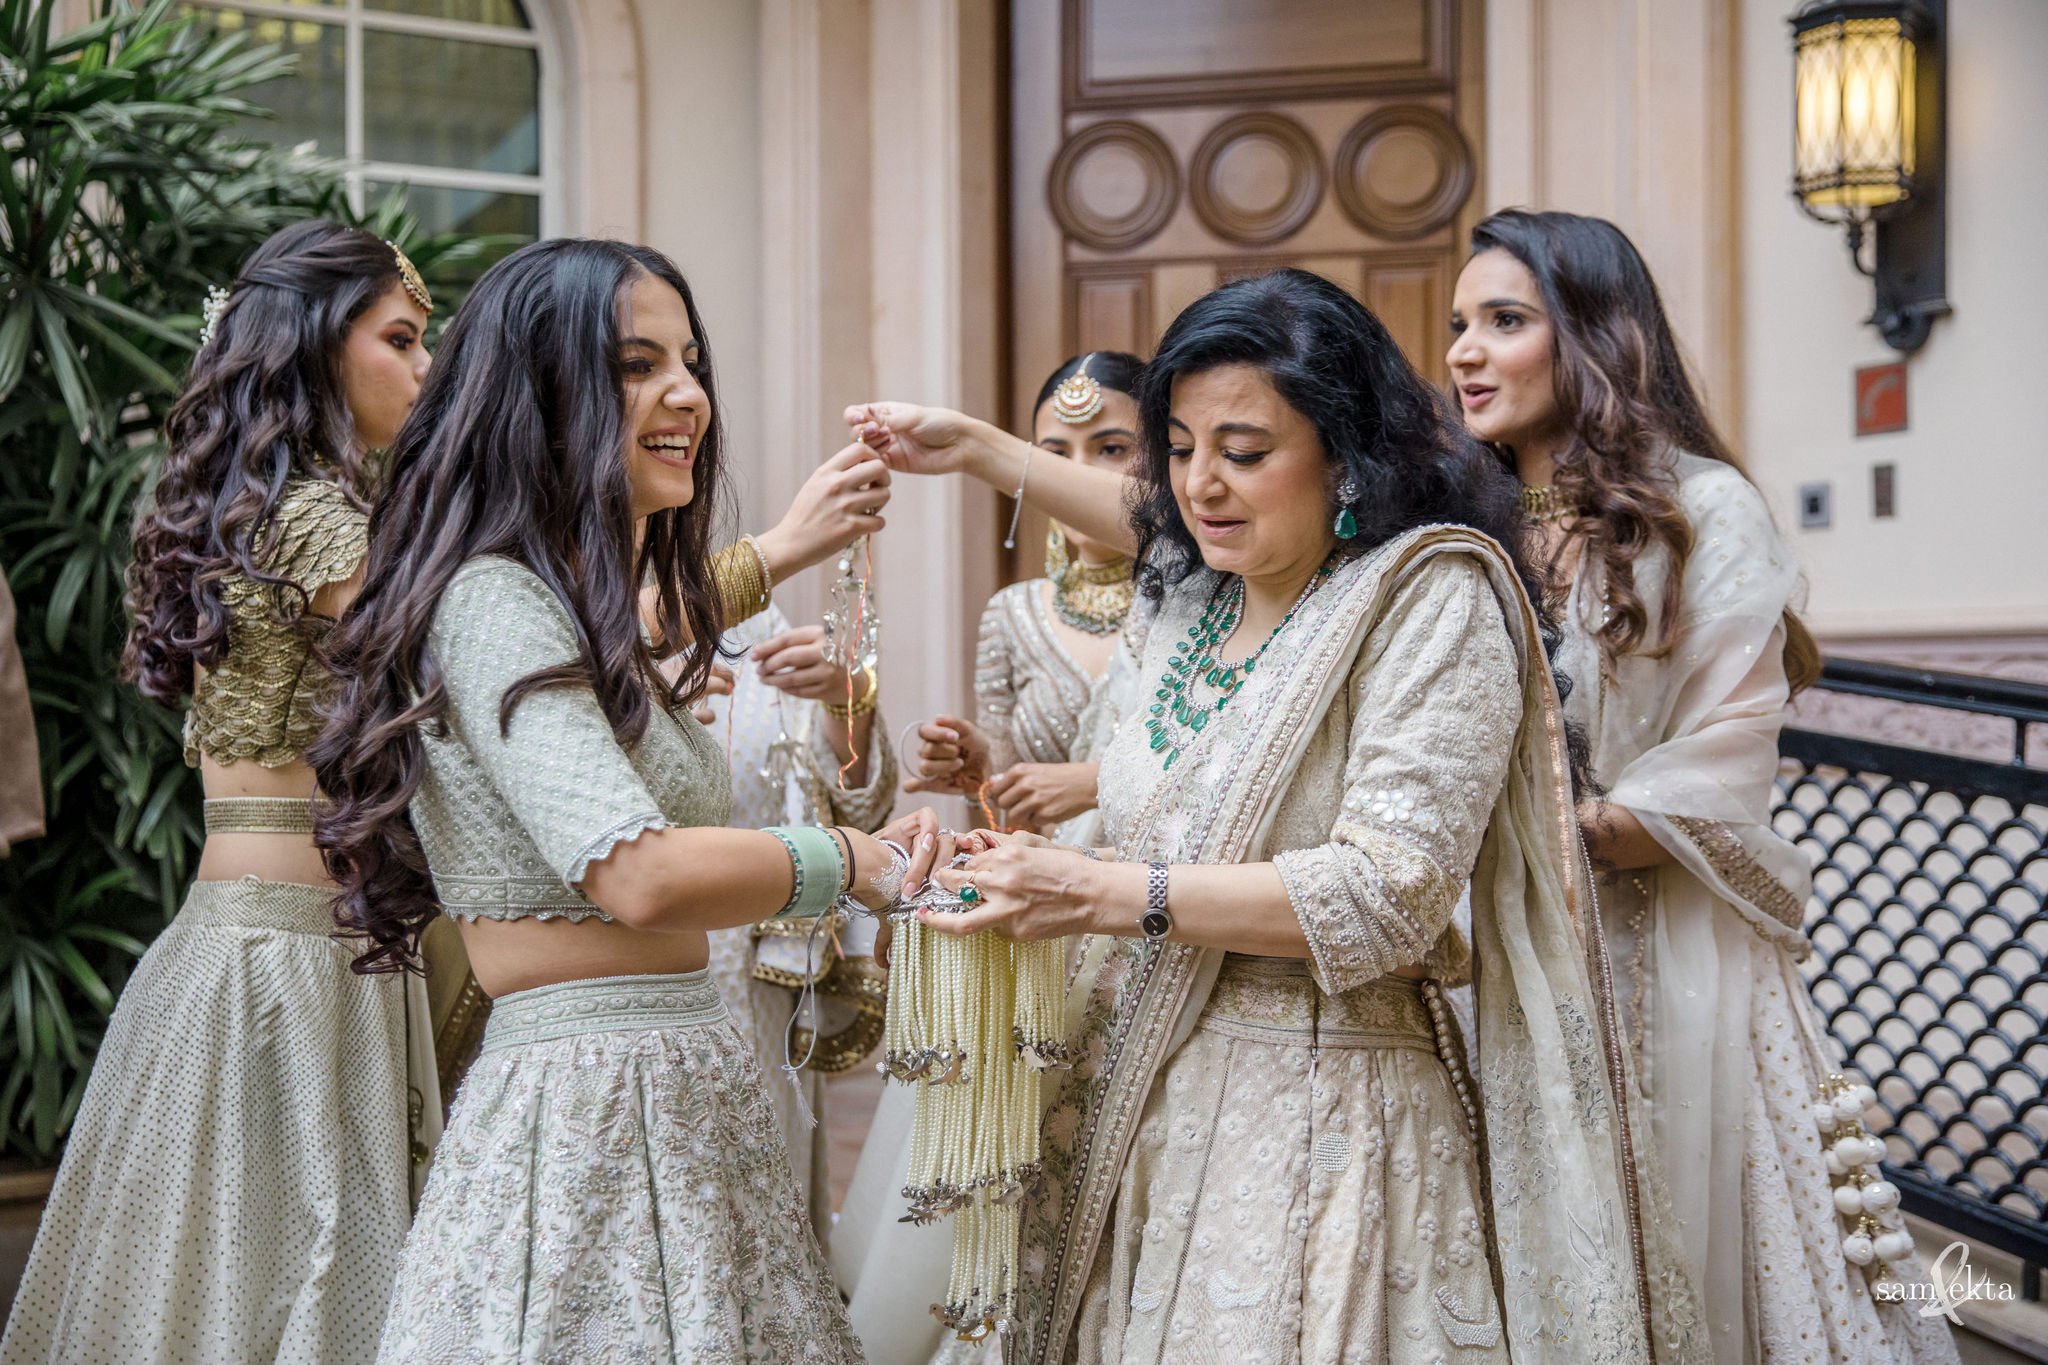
[1188,113,1324,247]
[1334,106,1474,241]
[1047,120,1180,252]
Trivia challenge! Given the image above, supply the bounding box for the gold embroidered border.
[1668,815,1807,932]
[434,972,491,1107]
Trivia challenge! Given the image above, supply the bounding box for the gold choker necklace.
[1519,483,1576,524]
[1054,554,1134,635]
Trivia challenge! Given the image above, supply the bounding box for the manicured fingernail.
[919,833,935,850]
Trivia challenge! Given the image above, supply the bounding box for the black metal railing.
[1775,658,2048,1290]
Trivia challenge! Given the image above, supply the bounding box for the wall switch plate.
[1799,482,1832,529]
[1873,462,1896,518]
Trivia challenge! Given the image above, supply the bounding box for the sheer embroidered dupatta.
[1011,526,1694,1364]
[1558,454,1820,1357]
[1562,452,1811,953]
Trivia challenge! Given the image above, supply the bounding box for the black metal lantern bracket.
[1790,0,1951,353]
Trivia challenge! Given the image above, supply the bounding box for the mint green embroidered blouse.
[413,557,732,922]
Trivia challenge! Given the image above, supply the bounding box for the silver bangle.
[1002,446,1034,550]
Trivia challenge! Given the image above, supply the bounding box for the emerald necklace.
[1143,562,1335,770]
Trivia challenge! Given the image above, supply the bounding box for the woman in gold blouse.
[3,221,436,1365]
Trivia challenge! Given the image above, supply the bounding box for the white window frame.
[189,0,559,236]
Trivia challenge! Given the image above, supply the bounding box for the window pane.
[188,6,346,153]
[366,182,538,288]
[364,0,527,26]
[363,32,539,174]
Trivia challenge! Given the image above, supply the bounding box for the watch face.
[1140,909,1172,940]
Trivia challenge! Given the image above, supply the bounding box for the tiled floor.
[824,1065,886,1211]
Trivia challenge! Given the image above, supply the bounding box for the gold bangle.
[823,667,879,721]
[745,532,774,596]
[711,536,770,622]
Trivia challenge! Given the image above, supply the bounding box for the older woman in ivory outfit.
[1448,209,1958,1365]
[849,269,1709,1364]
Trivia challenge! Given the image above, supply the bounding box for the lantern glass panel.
[1794,15,1917,216]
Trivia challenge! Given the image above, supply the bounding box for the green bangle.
[766,825,845,919]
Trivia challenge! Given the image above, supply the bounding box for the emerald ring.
[958,882,982,905]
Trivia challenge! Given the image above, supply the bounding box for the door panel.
[1013,0,1483,430]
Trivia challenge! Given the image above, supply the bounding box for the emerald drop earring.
[1333,475,1360,540]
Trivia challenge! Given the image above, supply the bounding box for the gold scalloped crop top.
[182,479,367,769]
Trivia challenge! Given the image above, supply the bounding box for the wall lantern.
[1790,0,1949,353]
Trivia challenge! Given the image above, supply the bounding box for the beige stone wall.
[556,1,998,820]
[1737,0,2048,642]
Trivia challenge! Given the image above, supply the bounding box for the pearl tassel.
[881,873,1069,1340]
[1814,1071,1915,1274]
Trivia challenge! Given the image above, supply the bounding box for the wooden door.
[1009,0,1484,482]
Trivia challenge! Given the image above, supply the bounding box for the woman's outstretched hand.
[987,762,1098,831]
[844,403,981,478]
[754,441,891,581]
[752,625,866,703]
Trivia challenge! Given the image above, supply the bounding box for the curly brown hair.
[121,220,400,704]
[1468,210,1819,691]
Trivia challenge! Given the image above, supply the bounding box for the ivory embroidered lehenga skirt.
[1067,957,1508,1365]
[375,971,864,1365]
[2,879,419,1365]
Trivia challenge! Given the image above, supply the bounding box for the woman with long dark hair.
[846,269,1697,1363]
[1448,208,1955,1363]
[2,220,435,1365]
[312,238,930,1362]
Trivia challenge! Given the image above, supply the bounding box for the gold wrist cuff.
[823,667,879,721]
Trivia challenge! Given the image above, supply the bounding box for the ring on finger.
[958,880,982,906]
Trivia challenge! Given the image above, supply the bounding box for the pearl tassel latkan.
[880,860,1069,1342]
[1814,1072,1916,1273]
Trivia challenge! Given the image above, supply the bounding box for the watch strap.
[1140,861,1172,940]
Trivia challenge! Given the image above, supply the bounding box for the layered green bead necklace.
[1143,563,1334,770]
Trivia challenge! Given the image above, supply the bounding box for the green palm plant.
[0,0,498,1160]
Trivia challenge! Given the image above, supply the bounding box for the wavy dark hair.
[122,220,401,704]
[1469,209,1820,689]
[1130,268,1539,609]
[311,239,728,973]
[1030,350,1144,417]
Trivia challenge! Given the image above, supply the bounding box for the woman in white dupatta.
[1448,209,1957,1364]
[849,269,1706,1364]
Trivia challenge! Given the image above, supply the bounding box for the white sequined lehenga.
[701,605,895,1233]
[1558,452,1958,1365]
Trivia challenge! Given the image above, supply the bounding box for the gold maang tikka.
[386,241,435,315]
[1050,353,1104,424]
